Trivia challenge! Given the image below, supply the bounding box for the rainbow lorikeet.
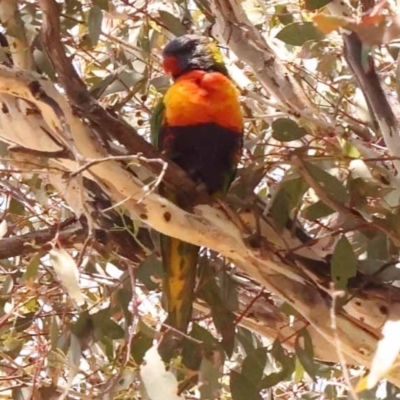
[151,35,244,336]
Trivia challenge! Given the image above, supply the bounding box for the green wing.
[150,96,199,340]
[150,98,165,149]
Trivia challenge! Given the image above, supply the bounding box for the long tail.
[160,234,199,333]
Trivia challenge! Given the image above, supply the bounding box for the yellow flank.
[207,42,225,65]
[164,70,243,132]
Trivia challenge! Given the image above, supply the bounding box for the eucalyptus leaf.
[272,118,307,142]
[331,236,357,289]
[276,22,324,46]
[88,6,103,46]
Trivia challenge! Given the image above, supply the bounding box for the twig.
[290,153,400,246]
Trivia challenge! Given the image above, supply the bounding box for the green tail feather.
[160,235,199,333]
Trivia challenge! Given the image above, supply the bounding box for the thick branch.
[0,0,34,69]
[38,0,207,208]
[0,218,84,259]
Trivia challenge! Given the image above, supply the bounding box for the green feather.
[150,96,199,335]
[150,98,165,149]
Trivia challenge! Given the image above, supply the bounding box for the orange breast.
[163,70,243,133]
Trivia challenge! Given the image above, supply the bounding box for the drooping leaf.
[9,198,24,215]
[199,356,223,399]
[14,312,35,333]
[331,235,357,289]
[271,176,308,231]
[62,334,81,399]
[158,11,187,36]
[137,254,163,291]
[305,162,349,205]
[50,248,85,305]
[182,323,218,370]
[92,309,124,340]
[237,326,263,356]
[276,22,324,46]
[23,254,40,284]
[88,6,103,46]
[302,200,334,221]
[260,340,295,389]
[295,329,318,380]
[241,347,268,388]
[272,118,308,142]
[197,257,236,357]
[230,370,262,400]
[131,331,153,364]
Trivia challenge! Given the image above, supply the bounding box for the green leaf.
[88,6,103,46]
[367,232,388,260]
[242,347,268,387]
[137,254,163,291]
[295,329,318,380]
[260,340,295,389]
[14,312,35,333]
[275,5,294,25]
[158,11,187,36]
[331,236,357,289]
[230,371,262,400]
[272,118,308,142]
[271,188,291,232]
[33,49,56,81]
[276,22,324,46]
[304,0,332,11]
[271,177,308,231]
[199,357,222,399]
[237,326,262,356]
[182,323,218,370]
[23,254,40,283]
[198,257,236,357]
[9,198,24,215]
[92,309,124,340]
[305,162,349,204]
[302,200,334,221]
[131,331,153,364]
[50,316,59,351]
[102,70,144,96]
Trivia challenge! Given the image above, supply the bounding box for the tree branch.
[38,0,208,208]
[0,0,34,70]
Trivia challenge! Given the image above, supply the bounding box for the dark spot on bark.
[140,213,148,220]
[164,212,171,222]
[27,80,41,96]
[1,103,8,113]
[271,78,280,87]
[379,305,388,315]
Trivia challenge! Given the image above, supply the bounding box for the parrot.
[151,34,244,337]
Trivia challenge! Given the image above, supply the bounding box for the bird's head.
[162,35,229,79]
